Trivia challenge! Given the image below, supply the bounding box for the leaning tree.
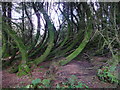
[1,2,119,83]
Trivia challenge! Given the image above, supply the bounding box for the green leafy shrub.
[97,66,120,85]
[24,78,51,88]
[42,79,51,87]
[56,75,89,88]
[23,75,89,88]
[32,78,41,86]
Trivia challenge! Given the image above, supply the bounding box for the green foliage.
[68,75,78,86]
[97,66,120,85]
[42,79,51,87]
[32,78,41,86]
[23,75,89,88]
[56,75,89,88]
[24,78,51,88]
[17,63,31,76]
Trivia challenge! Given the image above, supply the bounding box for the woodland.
[1,1,120,88]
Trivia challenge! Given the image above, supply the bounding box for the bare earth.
[1,56,119,88]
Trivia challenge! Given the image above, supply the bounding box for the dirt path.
[55,60,117,88]
[2,56,118,88]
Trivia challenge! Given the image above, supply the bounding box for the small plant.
[68,75,78,86]
[32,78,41,86]
[42,79,51,87]
[56,75,89,88]
[23,75,89,88]
[97,66,120,85]
[24,78,51,88]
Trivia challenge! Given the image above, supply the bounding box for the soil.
[1,56,119,88]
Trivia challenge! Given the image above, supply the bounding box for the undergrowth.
[22,75,89,88]
[97,65,120,85]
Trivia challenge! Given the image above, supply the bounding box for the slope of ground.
[2,56,119,88]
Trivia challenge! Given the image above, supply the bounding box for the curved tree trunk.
[33,8,55,65]
[2,22,30,76]
[59,24,92,65]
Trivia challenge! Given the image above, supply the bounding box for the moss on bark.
[33,9,55,65]
[3,23,30,76]
[59,26,92,65]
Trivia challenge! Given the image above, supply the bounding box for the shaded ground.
[2,56,119,88]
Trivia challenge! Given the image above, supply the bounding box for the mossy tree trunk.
[59,23,93,65]
[33,7,55,65]
[2,22,30,76]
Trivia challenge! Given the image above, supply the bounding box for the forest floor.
[1,54,119,88]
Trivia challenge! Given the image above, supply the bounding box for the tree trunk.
[33,8,55,65]
[2,22,30,76]
[59,24,92,65]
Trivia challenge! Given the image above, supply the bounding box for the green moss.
[34,11,55,65]
[2,22,30,75]
[17,63,31,76]
[59,26,92,65]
